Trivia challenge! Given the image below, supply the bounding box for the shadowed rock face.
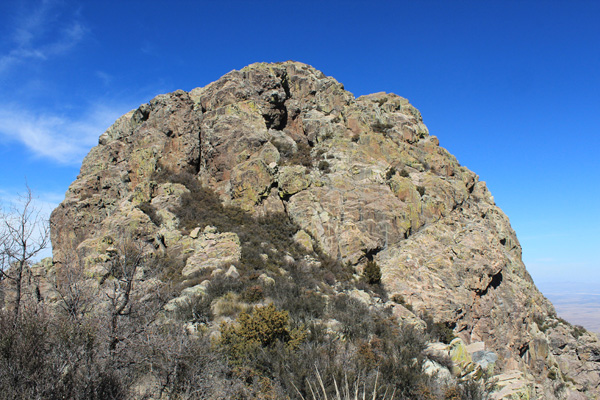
[50,61,600,398]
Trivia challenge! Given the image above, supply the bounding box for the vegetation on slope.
[0,175,486,399]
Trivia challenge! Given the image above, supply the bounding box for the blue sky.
[0,0,598,297]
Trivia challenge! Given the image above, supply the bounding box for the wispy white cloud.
[0,103,128,164]
[11,1,50,47]
[0,0,87,75]
[95,70,113,86]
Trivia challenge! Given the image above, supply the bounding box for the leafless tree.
[0,186,49,320]
[54,255,93,323]
[105,237,147,353]
[101,235,174,358]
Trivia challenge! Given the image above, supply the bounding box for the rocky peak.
[49,61,600,398]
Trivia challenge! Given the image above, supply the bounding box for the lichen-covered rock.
[449,338,475,376]
[293,229,313,252]
[48,61,600,398]
[230,158,273,209]
[277,165,311,197]
[181,230,241,278]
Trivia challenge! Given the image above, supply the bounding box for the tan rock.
[189,227,201,238]
[466,341,486,354]
[181,232,241,278]
[278,165,311,197]
[293,230,313,252]
[491,370,531,400]
[230,158,273,209]
[225,265,240,279]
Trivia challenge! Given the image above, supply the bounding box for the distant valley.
[539,281,600,333]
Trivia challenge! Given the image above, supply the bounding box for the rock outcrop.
[49,61,600,398]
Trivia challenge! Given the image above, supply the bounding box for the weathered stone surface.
[277,165,311,197]
[224,265,240,279]
[293,229,314,252]
[181,231,241,278]
[230,158,273,209]
[472,350,498,372]
[491,370,531,400]
[423,359,454,388]
[48,61,600,398]
[450,338,475,376]
[189,227,201,238]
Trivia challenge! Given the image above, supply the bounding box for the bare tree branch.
[0,186,49,319]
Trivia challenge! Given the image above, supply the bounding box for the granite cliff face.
[50,62,600,398]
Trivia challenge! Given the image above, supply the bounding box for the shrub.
[154,249,187,283]
[219,304,307,363]
[156,168,307,271]
[265,265,334,323]
[458,380,484,400]
[362,260,382,284]
[416,185,426,196]
[391,293,413,311]
[277,141,313,168]
[0,309,128,400]
[174,295,212,324]
[330,294,373,340]
[371,121,394,133]
[423,312,456,344]
[399,169,410,178]
[533,314,549,333]
[572,325,586,339]
[318,160,331,173]
[558,317,571,326]
[241,285,265,303]
[385,166,397,181]
[205,275,244,300]
[212,292,250,317]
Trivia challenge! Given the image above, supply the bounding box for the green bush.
[362,260,382,284]
[219,304,307,363]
